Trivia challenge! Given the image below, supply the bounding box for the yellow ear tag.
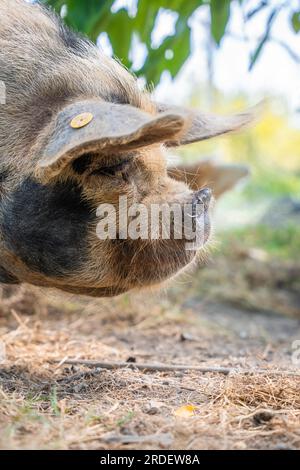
[70,112,94,129]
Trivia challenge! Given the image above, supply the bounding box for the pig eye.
[72,153,132,179]
[91,159,131,178]
[72,153,94,174]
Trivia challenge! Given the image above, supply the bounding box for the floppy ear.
[35,99,186,181]
[168,160,250,198]
[156,103,260,146]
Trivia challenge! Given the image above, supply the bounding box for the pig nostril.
[194,188,212,207]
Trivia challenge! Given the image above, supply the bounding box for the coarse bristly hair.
[0,0,253,297]
[0,0,152,177]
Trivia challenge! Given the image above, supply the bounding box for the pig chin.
[111,189,213,290]
[120,241,210,292]
[109,218,212,292]
[91,192,213,293]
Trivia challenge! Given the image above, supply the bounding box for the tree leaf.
[138,21,191,85]
[43,0,115,39]
[133,0,161,46]
[291,11,300,33]
[106,9,133,68]
[137,1,198,86]
[210,0,231,46]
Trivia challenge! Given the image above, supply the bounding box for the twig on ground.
[56,368,103,384]
[51,359,300,377]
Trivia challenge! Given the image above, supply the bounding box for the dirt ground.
[1,244,300,450]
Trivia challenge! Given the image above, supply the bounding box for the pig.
[0,0,254,297]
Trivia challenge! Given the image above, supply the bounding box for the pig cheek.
[83,178,138,207]
[0,178,95,278]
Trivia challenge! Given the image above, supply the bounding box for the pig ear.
[168,160,250,198]
[36,99,186,180]
[156,102,261,146]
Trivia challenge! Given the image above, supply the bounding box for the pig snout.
[192,188,212,211]
[188,187,212,246]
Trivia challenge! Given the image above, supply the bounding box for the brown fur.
[0,0,253,296]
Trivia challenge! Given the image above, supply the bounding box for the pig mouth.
[105,191,213,292]
[120,221,211,289]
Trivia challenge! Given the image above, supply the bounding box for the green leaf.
[136,0,198,85]
[210,0,231,46]
[41,0,64,7]
[107,9,133,68]
[43,0,114,40]
[292,11,300,33]
[165,25,191,78]
[133,0,161,47]
[139,17,191,86]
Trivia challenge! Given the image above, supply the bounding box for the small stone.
[126,356,136,363]
[253,411,273,425]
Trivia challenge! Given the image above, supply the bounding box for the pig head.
[0,0,254,297]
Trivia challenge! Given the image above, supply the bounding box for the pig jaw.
[80,192,212,294]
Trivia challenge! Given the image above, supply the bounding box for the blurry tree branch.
[272,38,300,64]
